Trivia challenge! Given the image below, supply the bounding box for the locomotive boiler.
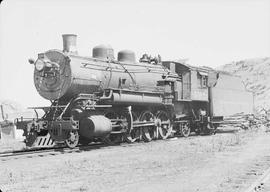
[16,34,253,148]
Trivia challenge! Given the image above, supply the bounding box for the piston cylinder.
[79,115,112,139]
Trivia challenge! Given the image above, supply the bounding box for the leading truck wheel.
[25,131,38,147]
[65,130,79,148]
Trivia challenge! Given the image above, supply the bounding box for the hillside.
[218,57,270,114]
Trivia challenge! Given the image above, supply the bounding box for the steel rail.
[0,143,105,159]
[243,166,270,192]
[0,128,238,159]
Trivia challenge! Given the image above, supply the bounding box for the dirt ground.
[1,128,270,192]
[0,139,26,153]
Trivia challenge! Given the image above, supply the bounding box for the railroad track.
[0,137,183,160]
[218,154,270,192]
[0,138,166,160]
[0,129,239,161]
[0,134,202,160]
[244,166,270,192]
[0,142,107,161]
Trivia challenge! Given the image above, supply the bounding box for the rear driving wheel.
[156,111,172,139]
[140,111,156,142]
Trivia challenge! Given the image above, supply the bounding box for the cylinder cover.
[79,115,112,139]
[92,44,114,60]
[117,50,136,63]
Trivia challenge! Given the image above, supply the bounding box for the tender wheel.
[206,122,216,135]
[65,130,79,148]
[140,111,156,142]
[195,127,201,135]
[212,124,218,135]
[180,122,190,137]
[199,122,213,135]
[156,111,172,139]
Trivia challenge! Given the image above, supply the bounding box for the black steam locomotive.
[16,34,253,148]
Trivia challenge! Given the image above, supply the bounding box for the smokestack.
[62,34,77,54]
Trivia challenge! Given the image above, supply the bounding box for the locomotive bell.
[118,50,136,63]
[62,34,77,54]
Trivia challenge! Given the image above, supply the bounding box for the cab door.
[182,71,191,100]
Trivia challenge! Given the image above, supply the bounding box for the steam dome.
[92,44,114,60]
[117,50,136,63]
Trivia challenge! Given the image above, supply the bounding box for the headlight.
[35,59,45,71]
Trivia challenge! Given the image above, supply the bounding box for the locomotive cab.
[162,61,216,135]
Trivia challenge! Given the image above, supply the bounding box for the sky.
[0,0,270,108]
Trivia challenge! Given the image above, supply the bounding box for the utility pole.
[0,105,5,121]
[0,105,3,139]
[252,91,256,115]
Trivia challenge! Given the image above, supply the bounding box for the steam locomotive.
[16,34,253,148]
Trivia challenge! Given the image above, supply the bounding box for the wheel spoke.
[180,122,190,137]
[65,130,79,148]
[140,111,156,142]
[125,111,140,143]
[104,110,123,145]
[125,128,140,143]
[156,111,172,139]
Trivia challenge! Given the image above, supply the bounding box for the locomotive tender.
[16,34,253,148]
